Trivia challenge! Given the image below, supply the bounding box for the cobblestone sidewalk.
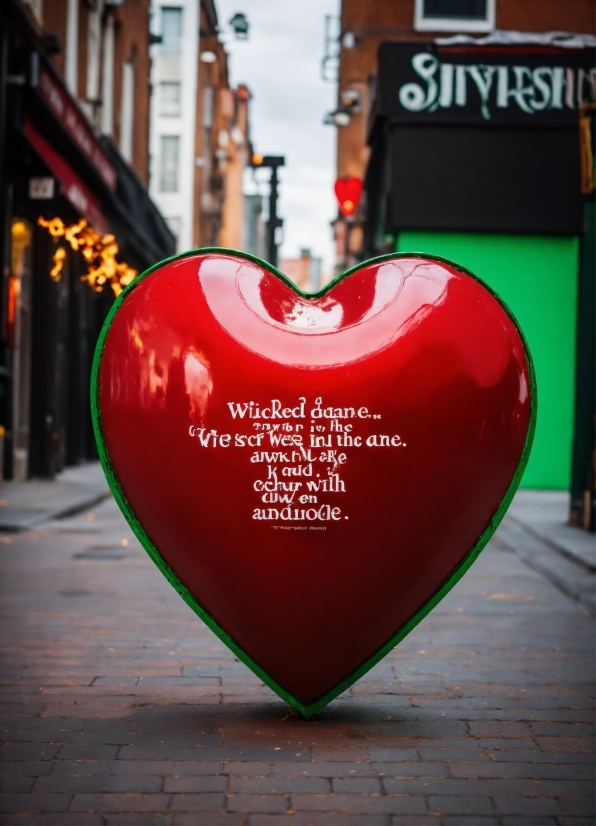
[0,495,594,826]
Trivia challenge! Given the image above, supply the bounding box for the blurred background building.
[242,192,267,261]
[0,0,257,481]
[148,0,251,252]
[0,0,173,482]
[327,0,595,527]
[279,249,322,293]
[149,0,200,252]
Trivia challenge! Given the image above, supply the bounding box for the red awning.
[37,67,117,191]
[24,118,109,234]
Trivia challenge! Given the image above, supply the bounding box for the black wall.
[30,225,112,477]
[388,125,583,234]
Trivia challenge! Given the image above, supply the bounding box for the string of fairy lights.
[37,217,138,297]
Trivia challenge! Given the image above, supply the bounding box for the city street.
[0,477,594,826]
[0,1,594,824]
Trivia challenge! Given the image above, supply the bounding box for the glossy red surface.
[98,253,531,704]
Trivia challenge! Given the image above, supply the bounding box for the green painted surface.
[396,232,579,489]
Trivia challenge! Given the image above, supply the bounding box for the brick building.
[42,0,153,184]
[149,0,252,253]
[333,0,594,237]
[279,249,322,293]
[0,0,174,479]
[329,0,595,519]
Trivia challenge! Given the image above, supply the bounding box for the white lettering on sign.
[398,54,596,120]
[187,396,408,525]
[29,176,55,199]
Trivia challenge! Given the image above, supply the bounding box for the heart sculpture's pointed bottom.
[92,250,535,716]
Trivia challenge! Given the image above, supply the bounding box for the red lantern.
[334,177,362,217]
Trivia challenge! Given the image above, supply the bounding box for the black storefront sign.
[375,42,596,128]
[365,41,596,243]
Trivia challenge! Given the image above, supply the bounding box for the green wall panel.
[396,232,579,490]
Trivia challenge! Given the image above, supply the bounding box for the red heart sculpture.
[334,177,363,216]
[92,251,535,716]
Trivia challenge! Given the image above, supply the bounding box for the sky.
[215,0,339,278]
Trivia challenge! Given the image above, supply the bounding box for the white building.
[149,0,200,253]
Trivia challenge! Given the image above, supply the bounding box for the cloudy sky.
[216,0,339,278]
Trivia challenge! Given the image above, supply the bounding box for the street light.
[229,12,249,39]
[323,110,351,127]
[251,154,285,268]
[323,90,361,127]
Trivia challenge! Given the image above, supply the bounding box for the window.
[203,86,214,129]
[120,62,134,163]
[101,15,115,135]
[160,82,181,117]
[160,136,180,191]
[161,7,182,53]
[414,0,495,32]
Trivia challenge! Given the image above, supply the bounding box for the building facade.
[242,193,267,261]
[333,0,595,243]
[149,0,252,253]
[279,250,322,293]
[331,0,595,507]
[0,0,174,480]
[149,0,200,252]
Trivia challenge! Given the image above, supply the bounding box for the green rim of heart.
[91,247,537,718]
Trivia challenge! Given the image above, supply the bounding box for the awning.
[37,67,117,191]
[24,117,109,234]
[5,0,174,270]
[21,55,174,266]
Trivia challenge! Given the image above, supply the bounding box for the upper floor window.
[161,7,183,53]
[120,62,135,163]
[160,82,181,117]
[160,136,180,191]
[414,0,495,32]
[203,86,214,129]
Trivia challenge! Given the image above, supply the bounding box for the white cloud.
[216,0,339,280]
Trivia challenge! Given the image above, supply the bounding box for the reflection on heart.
[93,251,535,716]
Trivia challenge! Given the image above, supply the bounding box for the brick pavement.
[0,496,594,825]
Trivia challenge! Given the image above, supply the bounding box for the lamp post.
[229,12,249,39]
[251,154,285,268]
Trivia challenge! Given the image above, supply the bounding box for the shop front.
[0,11,174,480]
[365,38,595,492]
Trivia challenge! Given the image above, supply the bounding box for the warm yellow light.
[37,216,138,296]
[50,247,66,282]
[252,153,263,166]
